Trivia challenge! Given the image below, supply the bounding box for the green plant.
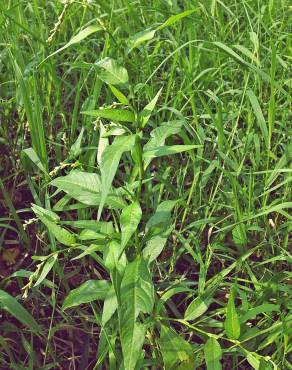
[0,1,291,369]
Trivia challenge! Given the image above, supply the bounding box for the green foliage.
[62,280,110,310]
[159,324,195,369]
[119,256,154,370]
[0,0,291,369]
[224,287,241,340]
[204,338,222,370]
[0,290,40,334]
[95,57,129,86]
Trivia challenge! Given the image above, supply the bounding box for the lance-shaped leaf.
[157,9,197,30]
[119,257,154,370]
[127,9,197,53]
[101,284,118,326]
[143,228,172,264]
[82,108,135,123]
[34,254,58,287]
[69,127,84,159]
[98,135,136,219]
[145,121,183,149]
[0,290,40,333]
[224,287,240,339]
[103,240,127,275]
[128,28,156,52]
[44,25,102,61]
[158,324,195,369]
[140,88,162,128]
[32,205,76,246]
[109,85,129,105]
[143,121,183,168]
[51,171,126,209]
[143,144,198,159]
[95,57,129,85]
[120,201,142,251]
[146,200,177,231]
[31,203,59,222]
[184,292,214,321]
[204,338,222,370]
[247,89,269,148]
[51,172,101,205]
[62,280,110,310]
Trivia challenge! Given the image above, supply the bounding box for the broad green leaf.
[184,293,213,321]
[44,25,102,61]
[103,240,127,275]
[120,201,142,250]
[246,89,269,148]
[157,9,197,30]
[95,57,129,85]
[62,220,114,234]
[109,85,129,105]
[62,25,101,46]
[143,228,171,264]
[62,280,110,310]
[143,121,183,168]
[31,204,59,222]
[102,125,127,137]
[119,256,154,370]
[102,284,118,326]
[0,290,40,333]
[143,145,198,159]
[39,216,76,246]
[82,108,135,123]
[10,270,32,279]
[204,338,222,370]
[98,135,136,219]
[71,244,102,261]
[127,9,197,53]
[79,229,106,241]
[34,254,58,287]
[158,324,195,369]
[224,288,240,339]
[51,171,126,209]
[140,88,162,128]
[128,28,156,52]
[146,200,177,231]
[246,352,261,369]
[51,171,100,205]
[145,121,184,149]
[32,205,76,246]
[259,359,273,370]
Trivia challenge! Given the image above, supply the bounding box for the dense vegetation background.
[0,0,291,369]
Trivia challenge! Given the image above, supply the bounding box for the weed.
[0,1,291,369]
